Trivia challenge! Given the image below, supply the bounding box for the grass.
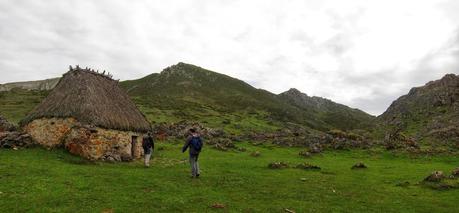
[1,142,459,212]
[0,89,48,123]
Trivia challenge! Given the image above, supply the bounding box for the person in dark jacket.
[142,132,154,167]
[182,128,203,178]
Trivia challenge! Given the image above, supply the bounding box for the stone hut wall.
[23,118,144,161]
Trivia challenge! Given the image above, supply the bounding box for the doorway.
[131,136,138,158]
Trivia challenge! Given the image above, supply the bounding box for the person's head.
[189,128,197,135]
[147,131,152,137]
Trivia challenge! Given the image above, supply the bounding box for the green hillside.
[121,62,373,133]
[0,89,49,124]
[1,63,374,135]
[279,88,375,130]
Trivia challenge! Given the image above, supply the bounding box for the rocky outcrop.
[278,88,374,130]
[0,78,60,92]
[379,74,459,145]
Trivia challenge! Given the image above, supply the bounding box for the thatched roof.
[20,67,151,132]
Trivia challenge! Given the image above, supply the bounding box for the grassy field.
[1,142,458,212]
[0,89,48,123]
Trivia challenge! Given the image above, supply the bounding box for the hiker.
[182,128,203,178]
[142,132,154,167]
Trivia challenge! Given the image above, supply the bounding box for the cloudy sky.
[1,0,458,115]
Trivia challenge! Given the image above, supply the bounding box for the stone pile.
[153,121,225,139]
[0,115,16,132]
[0,115,33,149]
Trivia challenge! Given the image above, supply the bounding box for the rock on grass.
[250,151,261,157]
[451,167,459,178]
[423,171,445,182]
[268,162,289,169]
[211,203,225,209]
[351,162,367,169]
[296,163,321,170]
[298,150,311,158]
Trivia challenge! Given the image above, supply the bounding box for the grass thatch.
[20,67,151,132]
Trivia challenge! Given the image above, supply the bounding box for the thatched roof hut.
[21,67,151,133]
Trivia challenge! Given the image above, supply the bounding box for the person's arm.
[182,136,191,153]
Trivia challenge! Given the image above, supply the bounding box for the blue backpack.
[190,137,203,152]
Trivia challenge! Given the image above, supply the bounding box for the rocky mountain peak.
[426,73,459,88]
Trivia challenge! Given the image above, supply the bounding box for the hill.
[0,63,374,134]
[121,62,373,133]
[0,78,59,92]
[279,88,374,130]
[378,74,459,145]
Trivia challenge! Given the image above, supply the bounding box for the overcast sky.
[1,0,458,115]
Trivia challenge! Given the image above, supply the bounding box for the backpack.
[190,137,203,152]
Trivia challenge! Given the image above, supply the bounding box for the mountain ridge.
[0,78,60,92]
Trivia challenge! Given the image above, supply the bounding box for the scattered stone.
[351,162,367,169]
[309,144,322,153]
[296,163,321,170]
[284,208,296,213]
[101,208,114,213]
[298,150,311,158]
[268,162,289,169]
[208,138,235,151]
[250,151,261,157]
[0,131,33,148]
[214,143,228,151]
[211,203,225,209]
[452,168,459,178]
[423,171,445,182]
[0,115,17,132]
[422,181,454,190]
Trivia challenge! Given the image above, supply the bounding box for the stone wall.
[23,118,144,161]
[23,118,76,147]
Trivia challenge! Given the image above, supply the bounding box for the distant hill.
[121,62,329,132]
[0,78,60,92]
[0,62,374,134]
[279,88,374,130]
[378,74,459,144]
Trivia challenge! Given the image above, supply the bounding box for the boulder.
[351,162,367,169]
[250,151,261,157]
[295,163,321,170]
[451,168,459,178]
[309,144,322,153]
[208,138,235,151]
[423,171,445,182]
[298,150,311,158]
[268,162,289,169]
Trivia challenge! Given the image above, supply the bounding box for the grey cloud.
[1,0,459,117]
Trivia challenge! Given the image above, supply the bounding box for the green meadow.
[1,142,458,212]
